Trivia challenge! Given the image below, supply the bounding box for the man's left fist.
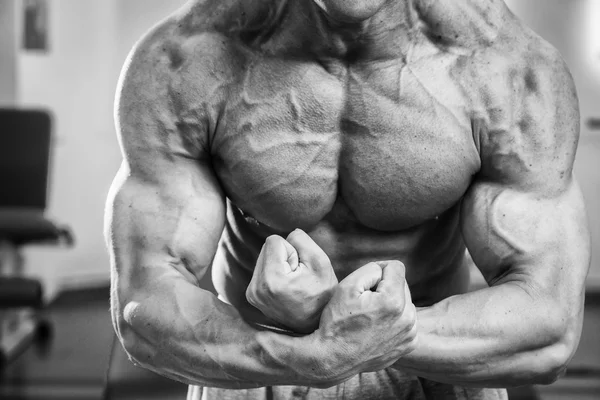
[246,229,338,334]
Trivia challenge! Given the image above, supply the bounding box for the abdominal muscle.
[210,200,474,331]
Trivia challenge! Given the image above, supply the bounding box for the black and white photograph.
[0,1,599,399]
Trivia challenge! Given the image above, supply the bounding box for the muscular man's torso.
[163,0,537,325]
[212,47,479,314]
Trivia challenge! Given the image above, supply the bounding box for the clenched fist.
[315,261,418,380]
[246,229,338,334]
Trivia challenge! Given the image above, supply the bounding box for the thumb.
[375,261,407,302]
[286,229,331,272]
[262,235,299,272]
[341,262,383,295]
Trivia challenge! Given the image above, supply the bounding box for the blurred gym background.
[0,0,598,399]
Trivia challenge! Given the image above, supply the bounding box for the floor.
[0,287,114,399]
[0,286,598,400]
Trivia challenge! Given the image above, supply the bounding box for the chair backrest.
[0,109,52,210]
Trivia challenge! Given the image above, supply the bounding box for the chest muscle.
[211,54,480,232]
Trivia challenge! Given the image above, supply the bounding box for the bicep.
[461,179,589,296]
[107,159,225,292]
[461,45,590,305]
[106,26,226,320]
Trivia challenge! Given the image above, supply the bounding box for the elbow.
[531,314,579,386]
[118,321,148,368]
[113,301,153,369]
[533,342,570,385]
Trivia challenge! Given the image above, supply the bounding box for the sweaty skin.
[105,0,590,399]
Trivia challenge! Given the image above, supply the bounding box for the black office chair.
[0,109,74,367]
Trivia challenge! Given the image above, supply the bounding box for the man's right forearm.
[114,276,331,389]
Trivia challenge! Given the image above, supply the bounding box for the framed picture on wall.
[22,0,49,52]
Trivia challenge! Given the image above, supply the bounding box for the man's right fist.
[246,229,338,334]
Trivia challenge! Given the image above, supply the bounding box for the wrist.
[254,329,338,386]
[301,331,341,382]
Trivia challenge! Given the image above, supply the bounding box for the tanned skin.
[105,0,590,396]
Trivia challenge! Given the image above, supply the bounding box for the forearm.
[116,276,326,389]
[393,281,576,387]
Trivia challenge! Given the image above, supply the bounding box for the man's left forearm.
[392,280,580,388]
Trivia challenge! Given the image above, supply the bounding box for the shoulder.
[116,5,245,114]
[115,3,252,161]
[116,0,278,104]
[414,0,579,192]
[471,31,579,192]
[415,0,515,49]
[470,23,576,115]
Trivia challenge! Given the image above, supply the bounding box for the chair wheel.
[33,319,53,358]
[35,319,53,342]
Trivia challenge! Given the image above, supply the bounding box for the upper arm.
[460,44,590,317]
[105,21,229,327]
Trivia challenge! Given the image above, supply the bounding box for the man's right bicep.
[106,159,225,319]
[109,25,227,294]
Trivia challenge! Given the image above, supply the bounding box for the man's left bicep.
[464,45,590,308]
[461,176,590,339]
[462,176,589,282]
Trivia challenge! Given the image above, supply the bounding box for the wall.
[0,0,17,105]
[506,0,600,287]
